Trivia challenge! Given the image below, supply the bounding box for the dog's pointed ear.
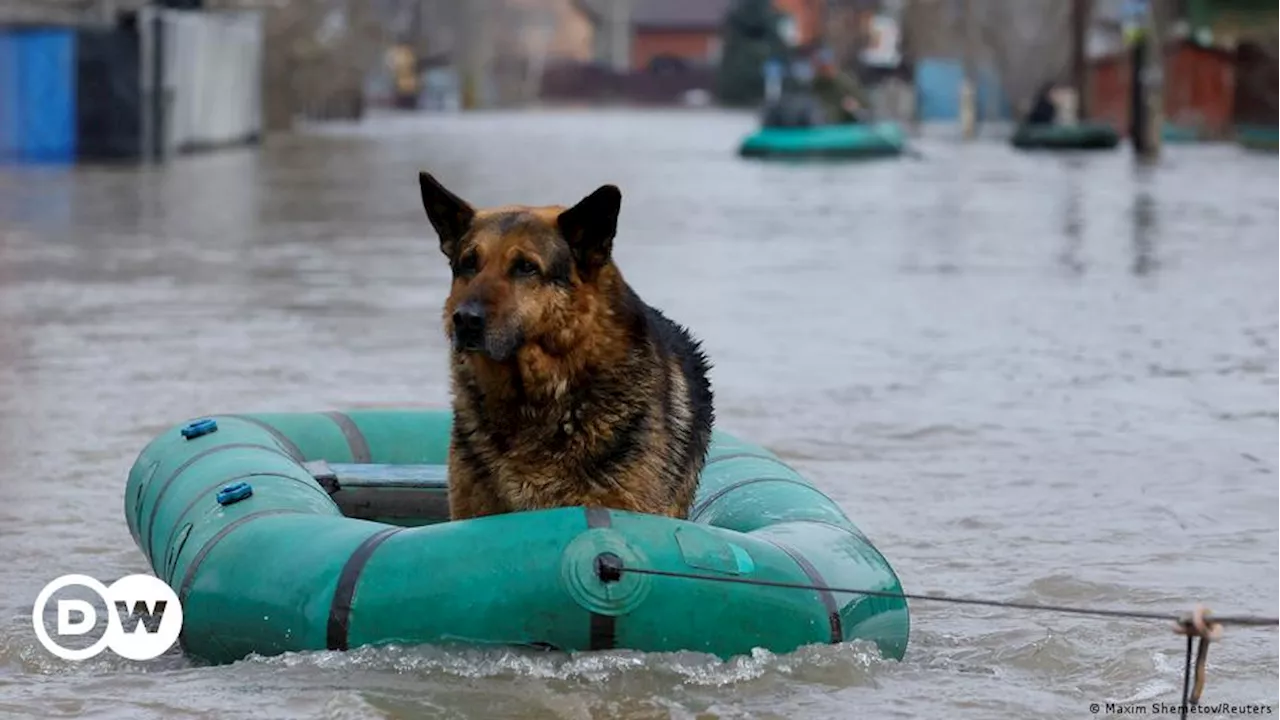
[557,184,621,277]
[419,171,475,259]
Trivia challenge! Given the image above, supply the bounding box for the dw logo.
[32,574,183,661]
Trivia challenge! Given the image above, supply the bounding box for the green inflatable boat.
[1011,122,1121,151]
[1236,124,1278,152]
[738,122,906,160]
[124,409,910,665]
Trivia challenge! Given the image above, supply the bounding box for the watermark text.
[1090,701,1274,716]
[32,574,183,661]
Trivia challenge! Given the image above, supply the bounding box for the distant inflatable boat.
[738,122,907,160]
[1011,122,1121,151]
[125,409,911,665]
[1235,125,1278,152]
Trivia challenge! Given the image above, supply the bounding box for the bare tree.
[975,0,1072,117]
[896,0,1073,124]
[210,0,391,130]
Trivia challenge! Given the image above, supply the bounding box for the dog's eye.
[511,257,540,278]
[455,253,478,278]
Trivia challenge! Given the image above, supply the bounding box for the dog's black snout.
[452,301,486,350]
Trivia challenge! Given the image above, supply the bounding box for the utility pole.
[959,0,977,139]
[523,5,554,105]
[412,0,424,50]
[1070,0,1091,121]
[459,0,487,110]
[809,0,828,64]
[588,0,628,72]
[1130,0,1164,160]
[900,0,921,134]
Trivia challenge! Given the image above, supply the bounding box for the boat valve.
[181,418,218,440]
[594,552,624,583]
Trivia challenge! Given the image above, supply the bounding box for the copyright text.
[1089,702,1274,716]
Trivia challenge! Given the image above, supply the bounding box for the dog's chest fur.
[449,340,694,514]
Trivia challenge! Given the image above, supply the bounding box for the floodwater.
[0,109,1276,719]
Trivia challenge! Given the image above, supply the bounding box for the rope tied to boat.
[593,554,1276,720]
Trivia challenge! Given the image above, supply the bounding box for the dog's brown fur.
[418,172,714,520]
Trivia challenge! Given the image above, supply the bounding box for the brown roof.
[631,0,733,30]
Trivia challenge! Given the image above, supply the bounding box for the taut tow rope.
[592,554,1277,720]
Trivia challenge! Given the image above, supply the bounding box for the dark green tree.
[715,0,787,107]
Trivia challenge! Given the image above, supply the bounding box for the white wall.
[160,9,263,153]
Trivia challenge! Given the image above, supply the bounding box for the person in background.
[810,49,870,124]
[1025,81,1059,126]
[762,49,823,128]
[388,42,420,110]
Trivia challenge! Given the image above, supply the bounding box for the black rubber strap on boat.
[323,411,372,463]
[145,443,294,559]
[688,476,825,521]
[765,539,843,644]
[177,509,299,604]
[584,507,617,651]
[224,415,306,461]
[327,527,404,651]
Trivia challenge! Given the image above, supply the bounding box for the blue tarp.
[915,57,1011,122]
[0,31,19,156]
[0,28,77,163]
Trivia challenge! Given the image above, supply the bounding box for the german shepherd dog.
[418,172,714,520]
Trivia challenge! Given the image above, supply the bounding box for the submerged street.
[0,109,1276,719]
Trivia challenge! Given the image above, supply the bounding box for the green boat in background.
[739,122,907,160]
[125,409,911,665]
[1161,123,1203,143]
[1011,122,1121,151]
[1236,125,1278,151]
